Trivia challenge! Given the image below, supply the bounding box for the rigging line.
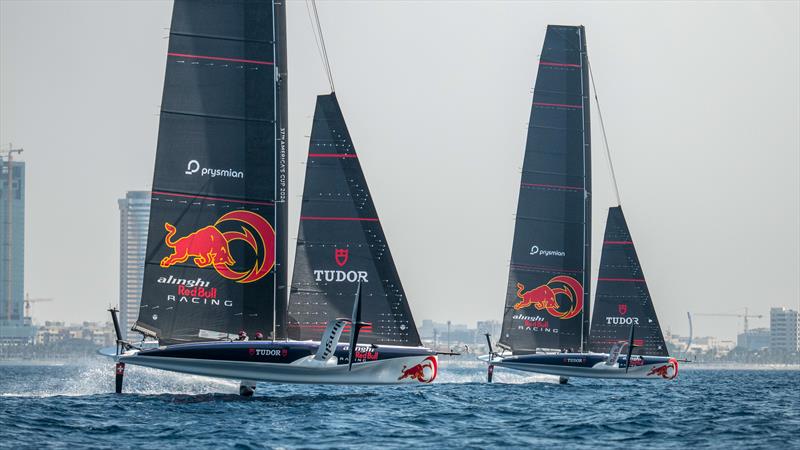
[304,0,328,89]
[587,56,622,206]
[310,0,336,92]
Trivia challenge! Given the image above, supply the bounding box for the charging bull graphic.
[397,356,437,383]
[160,210,275,283]
[514,275,584,320]
[646,358,678,380]
[161,224,233,268]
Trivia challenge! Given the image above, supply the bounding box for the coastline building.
[0,159,34,344]
[736,327,770,351]
[420,320,435,339]
[35,321,115,347]
[687,336,736,356]
[769,307,800,353]
[418,319,501,351]
[476,320,502,338]
[118,191,150,340]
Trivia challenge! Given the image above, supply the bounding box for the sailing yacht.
[479,25,678,382]
[103,0,436,395]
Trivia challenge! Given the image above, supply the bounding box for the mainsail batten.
[499,25,591,353]
[133,0,288,343]
[589,207,668,356]
[288,94,422,347]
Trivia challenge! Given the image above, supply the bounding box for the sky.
[1,0,798,342]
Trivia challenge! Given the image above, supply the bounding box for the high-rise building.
[0,159,33,344]
[118,191,150,340]
[769,307,800,353]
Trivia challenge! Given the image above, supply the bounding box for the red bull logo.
[160,210,275,283]
[513,275,583,320]
[646,358,679,380]
[397,356,437,383]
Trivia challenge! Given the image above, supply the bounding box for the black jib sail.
[287,93,421,347]
[499,25,592,353]
[133,0,289,343]
[589,207,668,356]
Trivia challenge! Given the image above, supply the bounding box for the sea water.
[0,359,798,449]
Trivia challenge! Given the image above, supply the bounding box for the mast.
[272,0,289,340]
[578,26,592,352]
[133,0,287,343]
[499,25,591,354]
[272,0,278,342]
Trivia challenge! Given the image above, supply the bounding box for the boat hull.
[480,353,678,380]
[108,340,438,385]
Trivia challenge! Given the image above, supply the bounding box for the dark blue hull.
[111,340,439,384]
[482,352,678,380]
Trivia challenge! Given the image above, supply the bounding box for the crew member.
[236,330,248,341]
[253,331,264,341]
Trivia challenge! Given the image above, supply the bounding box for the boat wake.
[433,359,561,384]
[0,358,569,399]
[0,358,236,398]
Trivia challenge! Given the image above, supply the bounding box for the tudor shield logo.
[312,248,367,283]
[618,304,628,315]
[335,248,349,267]
[160,210,275,283]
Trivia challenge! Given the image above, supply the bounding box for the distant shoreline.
[1,357,798,371]
[681,362,800,371]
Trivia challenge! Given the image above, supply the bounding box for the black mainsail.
[133,0,288,343]
[287,94,421,347]
[589,207,668,356]
[499,25,591,353]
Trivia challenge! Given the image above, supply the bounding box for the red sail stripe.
[533,102,583,109]
[151,190,274,206]
[593,338,646,346]
[300,216,379,222]
[308,153,358,158]
[521,182,583,191]
[295,325,373,332]
[539,61,581,68]
[510,263,583,274]
[167,52,274,66]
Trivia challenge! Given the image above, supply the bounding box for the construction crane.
[24,293,53,321]
[691,308,764,349]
